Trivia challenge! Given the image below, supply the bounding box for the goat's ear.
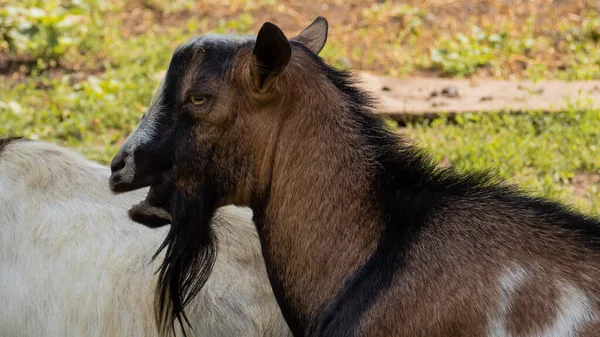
[251,22,291,92]
[291,16,328,55]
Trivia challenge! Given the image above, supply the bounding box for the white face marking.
[487,266,528,337]
[174,34,252,56]
[117,80,165,183]
[119,151,138,184]
[541,283,598,337]
[201,33,254,45]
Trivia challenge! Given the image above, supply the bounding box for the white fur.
[486,266,598,337]
[201,33,254,44]
[0,139,291,337]
[487,266,529,337]
[181,34,254,48]
[541,283,597,337]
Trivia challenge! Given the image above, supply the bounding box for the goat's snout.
[109,145,165,194]
[108,149,132,193]
[110,151,127,174]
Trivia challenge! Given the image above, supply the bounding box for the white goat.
[0,138,291,337]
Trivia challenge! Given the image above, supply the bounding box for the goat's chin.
[128,202,172,228]
[128,183,173,228]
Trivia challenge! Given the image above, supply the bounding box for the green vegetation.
[1,0,599,214]
[428,23,536,78]
[1,2,86,66]
[552,10,600,80]
[424,10,600,79]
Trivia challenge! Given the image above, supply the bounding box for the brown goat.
[109,17,600,337]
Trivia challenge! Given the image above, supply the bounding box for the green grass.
[426,23,536,78]
[1,0,599,215]
[423,10,600,79]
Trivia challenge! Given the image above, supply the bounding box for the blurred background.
[0,0,599,213]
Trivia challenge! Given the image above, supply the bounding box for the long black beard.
[153,180,218,337]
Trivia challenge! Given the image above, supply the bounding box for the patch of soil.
[3,0,598,84]
[0,53,36,75]
[106,0,599,79]
[0,51,108,85]
[571,170,600,200]
[356,72,600,118]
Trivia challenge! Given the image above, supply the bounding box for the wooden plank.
[356,72,600,121]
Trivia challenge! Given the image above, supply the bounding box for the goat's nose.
[110,151,127,174]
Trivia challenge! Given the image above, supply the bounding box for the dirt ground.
[357,71,600,120]
[3,0,598,81]
[116,0,600,78]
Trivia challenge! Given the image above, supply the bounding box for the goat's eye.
[190,95,208,105]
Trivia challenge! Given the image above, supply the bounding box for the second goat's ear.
[291,16,328,55]
[251,22,291,92]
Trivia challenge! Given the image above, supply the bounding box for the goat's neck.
[251,106,385,333]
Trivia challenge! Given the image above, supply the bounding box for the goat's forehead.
[158,34,251,94]
[166,34,252,78]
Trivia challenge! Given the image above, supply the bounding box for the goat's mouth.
[128,177,174,228]
[109,171,161,194]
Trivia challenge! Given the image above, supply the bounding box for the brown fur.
[357,200,600,336]
[506,274,560,336]
[195,51,600,331]
[579,322,600,336]
[220,48,385,324]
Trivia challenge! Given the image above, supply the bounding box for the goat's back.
[358,191,600,337]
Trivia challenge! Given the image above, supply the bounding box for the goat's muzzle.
[109,148,161,194]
